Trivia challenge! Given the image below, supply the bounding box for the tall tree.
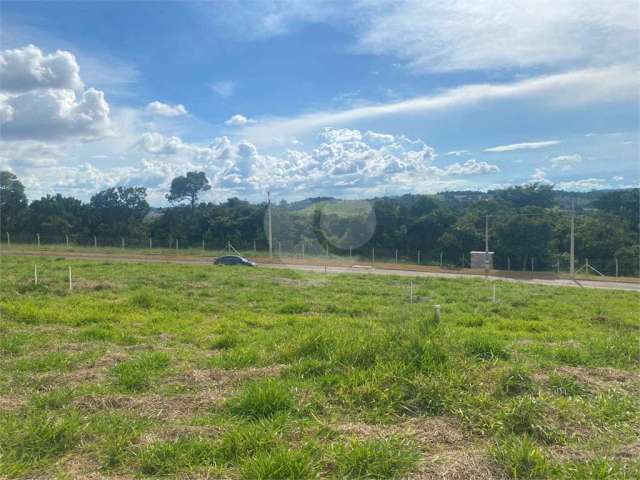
[0,171,28,233]
[166,171,211,208]
[89,186,149,237]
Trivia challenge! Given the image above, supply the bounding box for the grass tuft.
[228,379,294,420]
[330,438,418,479]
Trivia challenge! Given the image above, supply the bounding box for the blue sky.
[0,0,638,204]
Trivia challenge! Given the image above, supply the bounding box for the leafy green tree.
[0,171,28,233]
[166,171,211,208]
[494,183,556,209]
[27,194,83,237]
[88,186,149,238]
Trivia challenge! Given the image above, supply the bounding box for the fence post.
[36,233,40,248]
[176,239,179,250]
[417,250,420,265]
[434,305,441,323]
[34,264,38,285]
[372,248,375,264]
[149,237,153,249]
[254,240,257,252]
[65,235,69,249]
[440,251,443,267]
[121,237,125,249]
[349,246,352,259]
[302,243,305,258]
[68,266,72,291]
[6,232,9,246]
[615,257,619,277]
[395,249,398,264]
[326,245,329,258]
[202,238,205,250]
[93,235,97,248]
[556,257,560,273]
[531,257,534,272]
[507,256,511,271]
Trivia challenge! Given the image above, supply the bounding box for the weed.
[110,352,170,392]
[465,335,509,360]
[228,379,294,419]
[240,448,317,479]
[498,365,535,396]
[330,437,418,479]
[138,437,218,475]
[492,435,548,479]
[547,373,590,397]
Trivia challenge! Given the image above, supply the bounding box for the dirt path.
[2,250,638,292]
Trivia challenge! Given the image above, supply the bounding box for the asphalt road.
[3,250,639,292]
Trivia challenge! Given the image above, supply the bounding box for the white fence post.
[34,264,38,285]
[440,251,443,267]
[68,266,72,291]
[149,237,153,249]
[65,235,69,249]
[121,237,125,249]
[434,304,441,323]
[36,233,40,248]
[615,257,619,277]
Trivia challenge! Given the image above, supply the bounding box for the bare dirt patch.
[555,366,639,393]
[0,395,26,412]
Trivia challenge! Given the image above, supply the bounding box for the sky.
[0,0,638,205]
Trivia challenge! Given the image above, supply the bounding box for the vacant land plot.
[0,255,638,479]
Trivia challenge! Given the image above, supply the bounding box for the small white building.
[470,251,494,269]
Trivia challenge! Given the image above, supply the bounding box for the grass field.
[0,255,638,479]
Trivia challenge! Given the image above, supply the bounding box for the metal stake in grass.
[34,264,38,285]
[68,266,72,291]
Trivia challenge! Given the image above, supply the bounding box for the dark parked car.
[214,255,257,267]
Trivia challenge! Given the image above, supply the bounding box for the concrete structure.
[470,251,494,269]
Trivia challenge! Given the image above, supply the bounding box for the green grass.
[0,254,638,478]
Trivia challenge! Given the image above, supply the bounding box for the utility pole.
[570,200,575,279]
[267,191,273,258]
[484,215,489,278]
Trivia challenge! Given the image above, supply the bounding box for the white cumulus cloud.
[0,44,84,92]
[0,45,112,141]
[145,101,188,117]
[225,114,251,126]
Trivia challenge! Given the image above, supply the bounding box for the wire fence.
[3,231,638,278]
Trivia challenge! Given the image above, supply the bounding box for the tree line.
[1,170,638,275]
